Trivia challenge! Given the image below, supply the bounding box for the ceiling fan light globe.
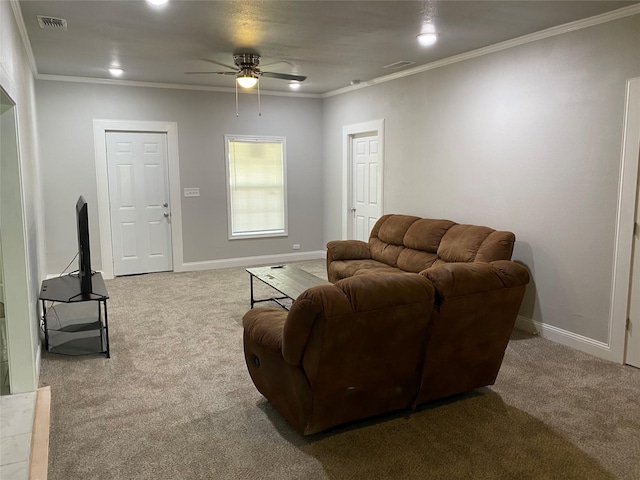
[237,75,258,88]
[288,81,301,90]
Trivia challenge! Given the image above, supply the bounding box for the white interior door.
[106,132,172,276]
[626,154,640,368]
[351,133,382,241]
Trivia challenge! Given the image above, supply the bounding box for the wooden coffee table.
[246,265,329,310]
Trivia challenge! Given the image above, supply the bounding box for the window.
[225,135,287,238]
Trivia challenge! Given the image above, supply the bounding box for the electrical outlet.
[184,187,200,198]
[292,244,301,250]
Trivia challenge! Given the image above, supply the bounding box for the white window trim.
[224,134,288,240]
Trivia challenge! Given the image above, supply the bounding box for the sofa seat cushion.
[328,259,404,281]
[353,265,405,276]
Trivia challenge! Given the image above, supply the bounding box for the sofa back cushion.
[281,272,436,433]
[396,219,457,272]
[403,219,457,252]
[282,273,434,397]
[369,214,419,266]
[437,225,494,262]
[475,231,516,262]
[368,215,515,268]
[437,225,515,263]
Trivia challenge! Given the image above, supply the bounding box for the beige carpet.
[39,260,640,479]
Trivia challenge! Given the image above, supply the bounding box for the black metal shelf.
[40,273,110,358]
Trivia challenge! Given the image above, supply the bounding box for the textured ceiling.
[18,0,639,94]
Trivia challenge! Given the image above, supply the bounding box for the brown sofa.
[326,214,516,282]
[243,214,529,435]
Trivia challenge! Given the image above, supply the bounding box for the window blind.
[228,139,286,237]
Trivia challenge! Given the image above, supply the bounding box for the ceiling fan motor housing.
[234,53,261,68]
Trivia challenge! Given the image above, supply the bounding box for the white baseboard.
[44,271,106,280]
[514,315,618,363]
[180,250,326,272]
[34,343,41,386]
[46,252,327,278]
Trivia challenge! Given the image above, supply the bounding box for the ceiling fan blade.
[260,60,294,69]
[185,71,237,75]
[200,58,238,71]
[261,72,307,82]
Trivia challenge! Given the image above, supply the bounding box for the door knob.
[164,212,170,218]
[163,202,169,208]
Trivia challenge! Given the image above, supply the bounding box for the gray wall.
[322,15,640,343]
[35,82,324,273]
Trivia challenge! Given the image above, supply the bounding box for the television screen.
[76,196,93,294]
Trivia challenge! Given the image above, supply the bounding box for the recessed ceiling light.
[109,67,124,77]
[146,0,169,6]
[417,32,438,46]
[288,81,301,90]
[417,20,438,47]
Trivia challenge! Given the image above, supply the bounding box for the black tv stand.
[39,272,110,357]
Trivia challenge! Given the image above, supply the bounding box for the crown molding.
[35,74,322,98]
[9,0,38,76]
[323,4,640,98]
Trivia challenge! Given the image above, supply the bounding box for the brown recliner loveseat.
[243,214,529,434]
[243,272,436,435]
[327,214,530,404]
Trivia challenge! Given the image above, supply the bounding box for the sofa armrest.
[242,308,289,354]
[326,240,371,263]
[420,260,530,300]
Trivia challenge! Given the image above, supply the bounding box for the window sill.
[229,231,288,240]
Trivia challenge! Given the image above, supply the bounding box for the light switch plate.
[184,187,200,198]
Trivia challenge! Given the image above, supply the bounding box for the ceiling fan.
[186,53,307,89]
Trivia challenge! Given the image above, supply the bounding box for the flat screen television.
[76,196,93,294]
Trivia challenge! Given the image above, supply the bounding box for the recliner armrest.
[326,240,372,263]
[242,308,288,354]
[420,260,530,300]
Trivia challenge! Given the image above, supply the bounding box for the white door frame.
[610,77,640,364]
[93,120,183,279]
[342,119,385,239]
[1,88,38,393]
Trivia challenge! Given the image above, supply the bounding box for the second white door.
[106,131,172,276]
[351,133,382,241]
[626,150,640,368]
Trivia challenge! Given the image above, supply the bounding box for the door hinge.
[627,318,631,331]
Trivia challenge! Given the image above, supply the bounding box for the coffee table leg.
[250,273,255,308]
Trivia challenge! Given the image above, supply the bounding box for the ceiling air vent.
[383,61,415,70]
[37,16,68,30]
